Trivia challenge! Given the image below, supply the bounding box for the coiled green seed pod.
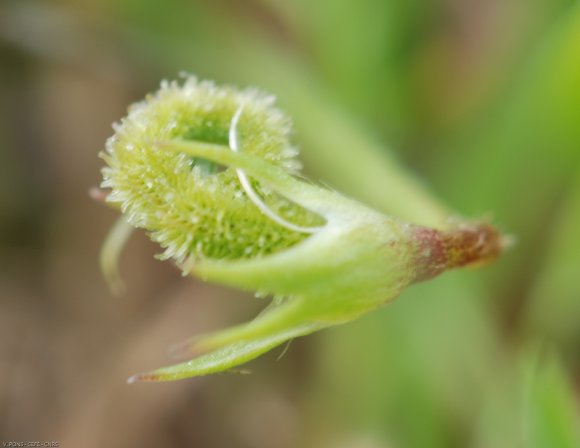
[98,76,505,382]
[101,77,323,264]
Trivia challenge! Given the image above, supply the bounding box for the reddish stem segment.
[412,222,506,282]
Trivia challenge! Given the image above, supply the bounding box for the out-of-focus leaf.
[524,167,580,345]
[260,0,434,136]
[472,347,580,448]
[523,349,580,448]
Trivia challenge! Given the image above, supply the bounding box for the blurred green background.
[1,0,579,447]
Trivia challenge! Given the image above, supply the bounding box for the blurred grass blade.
[524,167,580,344]
[523,349,580,448]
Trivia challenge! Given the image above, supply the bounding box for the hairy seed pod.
[98,76,506,381]
[101,77,323,264]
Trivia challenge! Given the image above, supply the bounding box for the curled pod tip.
[100,76,324,267]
